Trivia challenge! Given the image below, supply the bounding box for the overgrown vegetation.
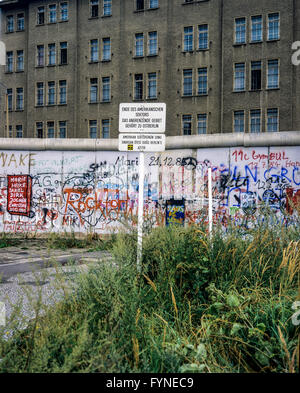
[0,234,21,249]
[46,232,116,251]
[0,223,299,373]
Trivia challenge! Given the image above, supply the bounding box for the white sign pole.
[137,152,145,272]
[208,167,213,236]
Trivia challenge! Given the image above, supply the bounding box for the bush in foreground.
[0,224,299,373]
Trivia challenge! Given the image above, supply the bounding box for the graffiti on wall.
[0,146,299,234]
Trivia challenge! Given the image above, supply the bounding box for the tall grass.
[0,223,299,373]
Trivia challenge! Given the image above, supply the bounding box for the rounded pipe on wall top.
[0,132,299,151]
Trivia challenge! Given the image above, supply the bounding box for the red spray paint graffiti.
[7,175,32,217]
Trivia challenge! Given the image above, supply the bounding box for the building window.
[89,120,97,138]
[90,0,99,17]
[267,109,278,132]
[17,13,25,31]
[59,121,67,138]
[250,109,261,133]
[37,7,45,25]
[90,78,98,103]
[134,74,143,100]
[37,45,45,66]
[251,15,262,42]
[47,121,55,138]
[182,115,192,135]
[183,26,193,52]
[59,80,67,104]
[7,89,13,111]
[48,43,56,65]
[198,67,208,95]
[268,13,280,41]
[16,50,24,72]
[36,82,44,106]
[6,15,14,33]
[103,0,112,16]
[198,24,208,50]
[135,33,144,57]
[235,17,246,44]
[148,72,157,99]
[90,39,99,62]
[102,119,110,138]
[149,0,158,9]
[183,69,193,96]
[6,51,13,73]
[49,4,57,23]
[251,61,262,90]
[136,0,144,11]
[234,63,245,91]
[8,125,13,138]
[48,81,56,105]
[60,2,69,21]
[102,38,111,61]
[267,59,279,89]
[60,42,68,64]
[16,88,24,110]
[148,31,157,55]
[102,77,111,102]
[36,122,43,138]
[197,114,207,134]
[16,125,23,138]
[234,111,245,132]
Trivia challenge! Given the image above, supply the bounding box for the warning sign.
[7,175,32,217]
[119,134,165,152]
[119,103,166,133]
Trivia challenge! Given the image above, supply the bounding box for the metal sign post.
[137,151,145,272]
[119,103,166,271]
[208,167,213,235]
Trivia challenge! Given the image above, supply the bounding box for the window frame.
[234,62,246,92]
[59,121,67,138]
[267,59,279,89]
[59,80,67,105]
[250,60,262,91]
[197,113,207,134]
[134,33,144,57]
[267,12,280,41]
[198,24,209,50]
[36,82,44,106]
[147,72,157,99]
[47,81,56,106]
[16,13,25,31]
[6,15,14,33]
[251,15,263,43]
[234,17,246,44]
[182,68,193,97]
[148,31,158,56]
[16,87,24,111]
[266,108,279,132]
[47,121,55,138]
[233,110,245,133]
[101,76,111,102]
[134,73,144,100]
[182,114,192,135]
[183,26,194,52]
[249,109,262,133]
[60,2,69,22]
[89,119,98,139]
[101,119,110,138]
[48,4,57,24]
[197,67,208,95]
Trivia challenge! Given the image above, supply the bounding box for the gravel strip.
[0,263,90,340]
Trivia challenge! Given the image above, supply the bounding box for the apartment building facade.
[0,0,300,139]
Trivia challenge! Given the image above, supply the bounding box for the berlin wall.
[0,134,299,234]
